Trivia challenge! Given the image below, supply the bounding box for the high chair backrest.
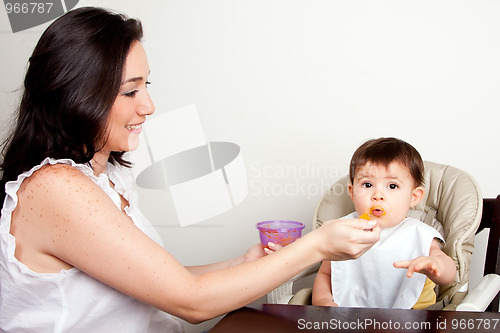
[313,161,483,309]
[477,195,500,312]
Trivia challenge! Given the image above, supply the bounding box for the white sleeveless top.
[331,212,443,309]
[0,158,183,333]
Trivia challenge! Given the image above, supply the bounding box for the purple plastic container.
[256,220,305,248]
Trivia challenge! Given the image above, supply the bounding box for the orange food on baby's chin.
[359,213,371,220]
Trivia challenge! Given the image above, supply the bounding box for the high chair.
[268,161,500,311]
[456,195,500,312]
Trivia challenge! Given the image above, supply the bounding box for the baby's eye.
[362,182,372,188]
[388,183,399,190]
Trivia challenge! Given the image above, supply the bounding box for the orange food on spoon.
[359,213,371,220]
[359,213,375,232]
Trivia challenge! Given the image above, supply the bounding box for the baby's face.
[349,161,423,229]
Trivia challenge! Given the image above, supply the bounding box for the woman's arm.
[186,243,266,275]
[14,164,380,324]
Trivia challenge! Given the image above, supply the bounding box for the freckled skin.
[13,164,78,272]
[6,41,383,324]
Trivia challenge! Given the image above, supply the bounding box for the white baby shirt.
[331,212,443,309]
[0,158,183,333]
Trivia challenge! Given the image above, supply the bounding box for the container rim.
[256,220,305,232]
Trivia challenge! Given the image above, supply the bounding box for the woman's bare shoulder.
[32,162,90,179]
[17,162,102,211]
[13,163,106,272]
[21,163,93,190]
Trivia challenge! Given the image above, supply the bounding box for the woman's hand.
[315,218,380,261]
[263,242,284,255]
[240,243,267,263]
[235,242,283,265]
[261,219,379,261]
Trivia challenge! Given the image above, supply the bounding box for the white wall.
[1,1,499,331]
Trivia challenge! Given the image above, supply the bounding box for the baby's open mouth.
[370,206,386,217]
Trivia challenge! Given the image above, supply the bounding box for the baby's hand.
[263,242,284,255]
[393,256,439,278]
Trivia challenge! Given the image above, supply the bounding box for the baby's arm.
[393,239,456,285]
[312,260,338,306]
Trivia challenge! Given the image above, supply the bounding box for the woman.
[0,7,380,332]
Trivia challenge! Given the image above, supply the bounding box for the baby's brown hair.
[349,137,424,188]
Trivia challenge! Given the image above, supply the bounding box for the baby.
[312,137,456,309]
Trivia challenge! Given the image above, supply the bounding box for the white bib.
[331,213,443,309]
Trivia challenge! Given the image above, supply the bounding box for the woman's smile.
[125,123,143,134]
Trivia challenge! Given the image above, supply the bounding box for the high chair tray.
[210,303,500,333]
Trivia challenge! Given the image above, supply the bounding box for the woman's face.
[105,41,154,153]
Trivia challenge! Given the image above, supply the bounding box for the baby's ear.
[410,186,425,208]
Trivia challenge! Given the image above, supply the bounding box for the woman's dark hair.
[349,137,425,188]
[0,7,143,205]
